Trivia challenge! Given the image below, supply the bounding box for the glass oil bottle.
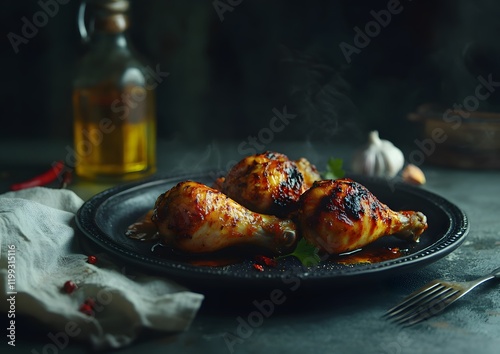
[73,0,156,181]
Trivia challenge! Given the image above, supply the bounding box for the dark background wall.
[3,0,500,146]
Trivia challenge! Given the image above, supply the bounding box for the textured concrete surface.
[2,140,499,354]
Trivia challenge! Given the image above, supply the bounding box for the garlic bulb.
[351,131,404,178]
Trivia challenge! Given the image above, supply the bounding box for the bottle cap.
[92,0,130,33]
[94,0,129,13]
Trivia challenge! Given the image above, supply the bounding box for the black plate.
[76,173,469,288]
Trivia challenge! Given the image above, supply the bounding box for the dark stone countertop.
[1,139,499,354]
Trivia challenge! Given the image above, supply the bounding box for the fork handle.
[491,267,500,278]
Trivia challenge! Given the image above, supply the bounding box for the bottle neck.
[90,10,130,49]
[94,12,129,33]
[91,30,128,50]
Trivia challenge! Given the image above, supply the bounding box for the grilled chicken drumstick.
[297,179,428,254]
[152,181,297,254]
[218,151,321,217]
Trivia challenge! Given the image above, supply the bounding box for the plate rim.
[75,172,470,285]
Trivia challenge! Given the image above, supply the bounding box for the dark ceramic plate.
[76,173,469,288]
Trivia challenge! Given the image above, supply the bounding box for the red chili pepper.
[252,263,264,272]
[255,255,277,267]
[10,161,65,191]
[59,170,73,189]
[79,297,97,316]
[84,297,96,308]
[79,303,94,316]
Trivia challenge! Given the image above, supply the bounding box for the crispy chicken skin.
[297,179,428,254]
[152,181,297,254]
[219,151,321,217]
[295,157,322,188]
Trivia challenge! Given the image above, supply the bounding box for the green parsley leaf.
[276,238,321,266]
[323,157,345,180]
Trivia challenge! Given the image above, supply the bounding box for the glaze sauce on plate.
[125,210,159,241]
[126,211,407,267]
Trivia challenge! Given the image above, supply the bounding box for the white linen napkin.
[0,187,204,349]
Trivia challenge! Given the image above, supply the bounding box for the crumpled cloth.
[0,187,203,349]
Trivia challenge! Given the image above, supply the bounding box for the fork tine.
[384,266,500,326]
[387,286,456,322]
[392,288,461,326]
[390,287,457,323]
[383,281,443,318]
[395,290,461,326]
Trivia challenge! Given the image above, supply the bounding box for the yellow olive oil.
[73,83,156,180]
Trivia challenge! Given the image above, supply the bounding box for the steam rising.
[279,47,362,142]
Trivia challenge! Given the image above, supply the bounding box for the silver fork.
[384,266,500,326]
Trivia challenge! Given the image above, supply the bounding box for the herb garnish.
[276,238,321,266]
[276,157,345,267]
[323,157,345,180]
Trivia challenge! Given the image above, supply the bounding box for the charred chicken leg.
[219,151,321,217]
[152,181,297,254]
[297,179,428,254]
